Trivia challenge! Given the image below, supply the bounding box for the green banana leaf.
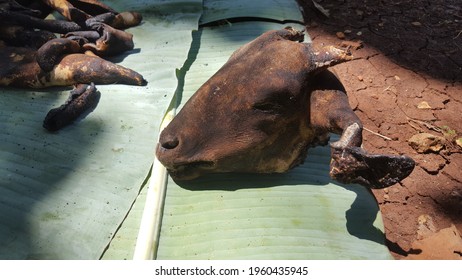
[0,0,203,259]
[199,0,304,24]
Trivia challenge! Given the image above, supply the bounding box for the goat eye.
[253,102,283,113]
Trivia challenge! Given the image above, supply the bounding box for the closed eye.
[252,102,284,113]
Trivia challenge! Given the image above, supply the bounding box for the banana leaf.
[0,0,203,259]
[200,0,304,24]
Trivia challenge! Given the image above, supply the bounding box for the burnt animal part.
[85,11,143,30]
[82,22,135,56]
[0,46,146,88]
[1,0,144,86]
[41,0,117,25]
[43,83,100,131]
[0,25,57,49]
[156,27,415,189]
[0,0,146,131]
[36,38,82,71]
[0,5,82,33]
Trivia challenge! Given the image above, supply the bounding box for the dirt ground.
[297,0,462,259]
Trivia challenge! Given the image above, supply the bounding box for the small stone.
[416,214,437,240]
[394,75,401,80]
[340,40,363,50]
[456,138,462,148]
[411,21,422,26]
[357,75,364,81]
[408,133,446,153]
[417,101,432,109]
[336,31,346,39]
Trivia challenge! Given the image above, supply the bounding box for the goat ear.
[311,69,346,92]
[309,76,361,138]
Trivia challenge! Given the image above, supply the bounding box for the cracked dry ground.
[298,0,462,259]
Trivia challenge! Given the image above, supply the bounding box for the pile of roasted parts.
[0,0,146,131]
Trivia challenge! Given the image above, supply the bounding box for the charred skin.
[42,0,89,23]
[0,25,57,49]
[63,30,101,42]
[111,11,143,29]
[36,38,82,71]
[82,22,134,56]
[0,46,146,88]
[43,83,100,131]
[51,53,146,86]
[0,8,82,33]
[41,0,117,23]
[41,0,140,29]
[85,11,143,30]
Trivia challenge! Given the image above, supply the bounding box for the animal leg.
[310,71,415,189]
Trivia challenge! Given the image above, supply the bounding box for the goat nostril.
[161,137,179,150]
